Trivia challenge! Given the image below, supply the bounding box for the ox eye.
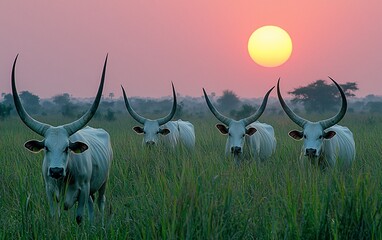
[64,147,69,153]
[319,135,323,139]
[45,146,49,152]
[303,135,307,139]
[242,134,245,137]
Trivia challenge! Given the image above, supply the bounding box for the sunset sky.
[1,0,381,99]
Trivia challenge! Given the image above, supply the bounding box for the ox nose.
[146,141,155,146]
[231,146,242,155]
[49,167,64,179]
[305,148,317,158]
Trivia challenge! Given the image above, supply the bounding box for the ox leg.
[76,185,89,225]
[87,195,95,224]
[97,181,107,225]
[55,188,61,218]
[46,187,55,217]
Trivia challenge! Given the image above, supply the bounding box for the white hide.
[221,120,276,162]
[163,119,195,150]
[42,126,112,223]
[138,119,195,150]
[298,124,355,168]
[247,121,276,161]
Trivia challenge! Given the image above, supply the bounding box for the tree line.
[1,79,382,121]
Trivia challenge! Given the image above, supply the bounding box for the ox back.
[246,121,277,162]
[161,120,196,150]
[320,125,355,168]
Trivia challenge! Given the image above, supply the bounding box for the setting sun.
[248,25,293,67]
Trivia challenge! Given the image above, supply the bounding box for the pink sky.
[1,0,381,99]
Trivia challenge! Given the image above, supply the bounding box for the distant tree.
[19,91,41,114]
[53,93,70,106]
[288,80,358,113]
[217,90,241,113]
[0,103,12,120]
[2,93,14,108]
[230,104,257,119]
[52,93,79,117]
[61,103,79,117]
[105,108,116,121]
[100,101,114,109]
[365,101,382,114]
[109,92,114,100]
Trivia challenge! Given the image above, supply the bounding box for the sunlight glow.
[248,26,293,67]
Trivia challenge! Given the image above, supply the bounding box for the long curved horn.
[122,82,177,126]
[319,77,347,129]
[157,82,177,125]
[63,54,108,135]
[12,54,51,136]
[277,78,308,128]
[203,88,231,126]
[121,85,147,124]
[242,86,274,126]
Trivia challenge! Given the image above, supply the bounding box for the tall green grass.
[1,113,382,239]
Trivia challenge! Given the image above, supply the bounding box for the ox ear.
[159,128,170,135]
[324,130,336,139]
[289,130,303,140]
[246,127,257,136]
[24,140,45,153]
[216,124,228,135]
[69,141,88,154]
[133,126,144,134]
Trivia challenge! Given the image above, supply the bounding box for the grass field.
[1,113,382,239]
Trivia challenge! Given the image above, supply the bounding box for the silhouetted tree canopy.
[0,103,12,120]
[2,93,14,108]
[53,93,70,106]
[366,101,382,113]
[230,104,257,119]
[105,108,116,121]
[52,93,79,117]
[20,91,41,114]
[289,80,358,113]
[217,90,241,113]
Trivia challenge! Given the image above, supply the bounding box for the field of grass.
[1,113,382,239]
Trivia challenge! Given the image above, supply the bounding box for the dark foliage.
[19,91,41,114]
[230,104,257,119]
[288,80,358,113]
[217,90,241,113]
[365,101,382,113]
[105,108,116,121]
[0,103,12,120]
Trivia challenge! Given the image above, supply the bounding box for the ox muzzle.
[49,167,64,179]
[231,146,242,155]
[305,148,318,158]
[145,141,156,147]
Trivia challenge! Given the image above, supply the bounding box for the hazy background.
[1,0,381,99]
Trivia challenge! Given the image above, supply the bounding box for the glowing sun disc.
[248,25,293,67]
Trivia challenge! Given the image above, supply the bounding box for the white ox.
[203,87,276,163]
[12,55,113,224]
[121,83,195,150]
[277,77,355,168]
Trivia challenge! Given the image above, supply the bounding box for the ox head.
[121,83,177,147]
[12,54,107,179]
[203,87,274,162]
[277,77,347,162]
